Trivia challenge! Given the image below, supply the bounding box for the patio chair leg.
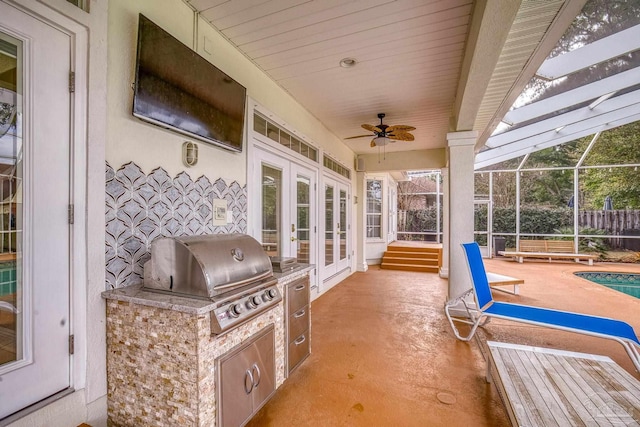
[444,289,484,341]
[622,341,640,372]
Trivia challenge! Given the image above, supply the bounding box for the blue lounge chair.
[444,242,640,372]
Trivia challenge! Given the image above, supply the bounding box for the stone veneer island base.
[103,267,312,427]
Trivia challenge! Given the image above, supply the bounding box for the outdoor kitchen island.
[103,264,312,427]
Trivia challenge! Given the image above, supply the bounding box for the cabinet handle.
[244,369,254,394]
[294,335,306,346]
[294,284,305,291]
[294,309,305,318]
[252,363,261,387]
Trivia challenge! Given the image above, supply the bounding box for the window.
[323,155,351,179]
[66,0,89,12]
[253,112,318,162]
[261,165,282,256]
[366,180,382,238]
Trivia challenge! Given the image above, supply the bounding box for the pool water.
[0,262,16,297]
[574,272,640,299]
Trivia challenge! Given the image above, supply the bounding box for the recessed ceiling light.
[339,58,357,68]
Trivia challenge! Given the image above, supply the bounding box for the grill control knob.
[263,289,277,301]
[251,296,262,306]
[228,303,244,318]
[246,299,256,309]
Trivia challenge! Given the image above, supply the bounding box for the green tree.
[519,142,581,207]
[580,122,640,208]
[518,0,640,108]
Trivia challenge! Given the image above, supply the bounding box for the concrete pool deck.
[246,257,640,426]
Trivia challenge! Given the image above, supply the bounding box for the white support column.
[355,171,368,272]
[447,131,477,300]
[439,167,449,278]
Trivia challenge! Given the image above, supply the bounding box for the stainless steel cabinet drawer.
[288,305,309,342]
[287,278,309,314]
[287,330,310,374]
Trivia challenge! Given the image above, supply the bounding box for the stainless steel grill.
[143,233,281,334]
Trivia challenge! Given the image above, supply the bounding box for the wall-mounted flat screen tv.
[133,14,246,152]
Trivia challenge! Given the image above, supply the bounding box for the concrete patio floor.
[247,257,640,427]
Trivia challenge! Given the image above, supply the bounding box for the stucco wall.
[107,0,353,182]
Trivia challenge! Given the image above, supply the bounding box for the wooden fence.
[578,210,640,233]
[579,210,640,249]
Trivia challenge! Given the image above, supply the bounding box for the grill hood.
[143,234,273,299]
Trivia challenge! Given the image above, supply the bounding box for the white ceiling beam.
[502,66,640,125]
[475,0,588,148]
[487,89,640,148]
[475,114,640,169]
[485,103,640,157]
[475,110,640,169]
[536,25,640,80]
[451,0,521,131]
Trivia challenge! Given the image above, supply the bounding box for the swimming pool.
[574,271,640,299]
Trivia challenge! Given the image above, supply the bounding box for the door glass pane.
[339,189,347,260]
[0,34,22,367]
[262,165,281,256]
[324,185,333,266]
[296,175,310,264]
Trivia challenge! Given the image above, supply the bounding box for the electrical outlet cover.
[212,199,227,225]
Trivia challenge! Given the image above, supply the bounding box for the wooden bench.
[499,239,598,265]
[486,341,640,426]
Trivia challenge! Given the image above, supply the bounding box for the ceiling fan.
[345,113,416,147]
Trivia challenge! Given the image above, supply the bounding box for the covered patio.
[248,260,640,426]
[3,0,640,425]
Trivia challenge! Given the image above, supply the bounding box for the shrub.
[554,226,609,253]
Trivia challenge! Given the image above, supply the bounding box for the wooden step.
[383,250,439,259]
[386,245,440,254]
[380,263,439,273]
[382,257,439,266]
[382,243,442,272]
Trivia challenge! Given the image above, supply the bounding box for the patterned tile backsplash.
[105,162,247,289]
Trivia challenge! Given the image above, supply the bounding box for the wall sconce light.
[183,141,198,167]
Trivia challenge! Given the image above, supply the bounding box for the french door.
[322,177,349,279]
[0,4,71,418]
[254,147,317,284]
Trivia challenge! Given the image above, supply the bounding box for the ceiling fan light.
[339,57,357,68]
[373,136,390,146]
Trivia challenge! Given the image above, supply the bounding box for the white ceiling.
[187,0,583,157]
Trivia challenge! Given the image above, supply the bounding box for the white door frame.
[249,143,319,288]
[320,174,350,281]
[288,162,317,270]
[0,0,88,419]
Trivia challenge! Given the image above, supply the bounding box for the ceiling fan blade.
[387,125,416,132]
[345,134,374,139]
[362,124,382,133]
[389,132,414,141]
[370,139,376,147]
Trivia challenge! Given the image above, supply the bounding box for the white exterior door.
[321,176,349,279]
[289,163,317,271]
[251,146,317,286]
[0,3,71,418]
